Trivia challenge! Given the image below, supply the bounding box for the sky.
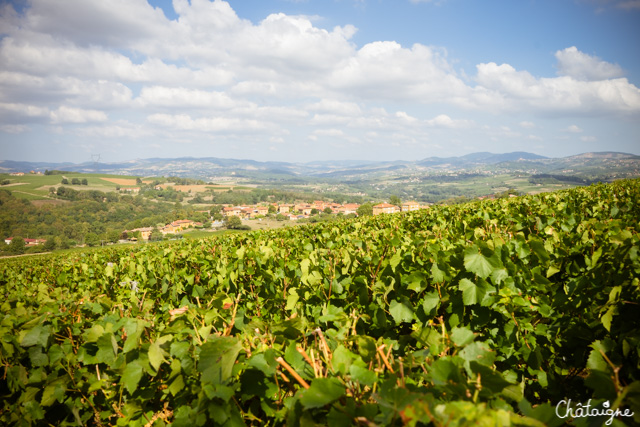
[0,0,639,164]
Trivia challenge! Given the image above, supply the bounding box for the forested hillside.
[0,189,209,250]
[0,179,638,425]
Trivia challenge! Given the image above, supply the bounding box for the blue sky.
[227,0,639,78]
[0,0,638,164]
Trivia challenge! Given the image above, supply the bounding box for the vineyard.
[1,179,639,426]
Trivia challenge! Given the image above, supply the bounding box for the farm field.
[0,179,639,425]
[0,172,261,205]
[99,178,155,186]
[0,173,161,201]
[0,168,609,207]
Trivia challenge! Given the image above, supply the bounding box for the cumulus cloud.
[0,38,233,86]
[75,121,152,139]
[233,105,309,121]
[0,102,49,120]
[328,42,468,102]
[0,0,638,158]
[425,114,472,128]
[314,128,346,137]
[0,124,28,134]
[17,0,165,46]
[137,86,242,109]
[50,106,108,124]
[234,13,357,77]
[473,59,640,114]
[307,99,362,116]
[231,81,278,96]
[146,113,273,133]
[396,111,419,123]
[555,46,624,81]
[565,125,583,133]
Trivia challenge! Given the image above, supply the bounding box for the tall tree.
[7,237,25,254]
[223,215,242,229]
[357,203,373,217]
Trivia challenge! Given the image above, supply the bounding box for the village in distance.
[1,151,638,256]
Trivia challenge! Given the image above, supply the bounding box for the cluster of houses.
[124,219,202,241]
[119,201,430,242]
[8,171,43,176]
[3,201,430,246]
[221,201,361,219]
[4,237,47,246]
[221,200,428,220]
[373,201,423,215]
[125,201,429,241]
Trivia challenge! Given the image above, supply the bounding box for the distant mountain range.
[417,151,548,167]
[1,151,639,181]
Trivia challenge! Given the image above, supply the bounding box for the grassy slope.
[0,173,162,200]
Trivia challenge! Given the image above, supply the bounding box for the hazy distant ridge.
[0,151,637,179]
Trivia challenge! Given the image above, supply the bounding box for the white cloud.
[328,42,468,102]
[0,71,45,93]
[231,81,278,96]
[0,102,49,119]
[0,72,133,109]
[307,99,362,116]
[75,121,152,139]
[425,114,472,128]
[137,86,241,109]
[310,113,350,126]
[314,128,345,137]
[396,111,419,123]
[0,1,638,162]
[68,79,134,108]
[234,13,357,77]
[565,125,583,133]
[18,0,168,49]
[146,113,273,133]
[473,58,640,114]
[555,46,624,81]
[50,106,108,124]
[0,37,233,86]
[1,124,28,134]
[233,105,309,121]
